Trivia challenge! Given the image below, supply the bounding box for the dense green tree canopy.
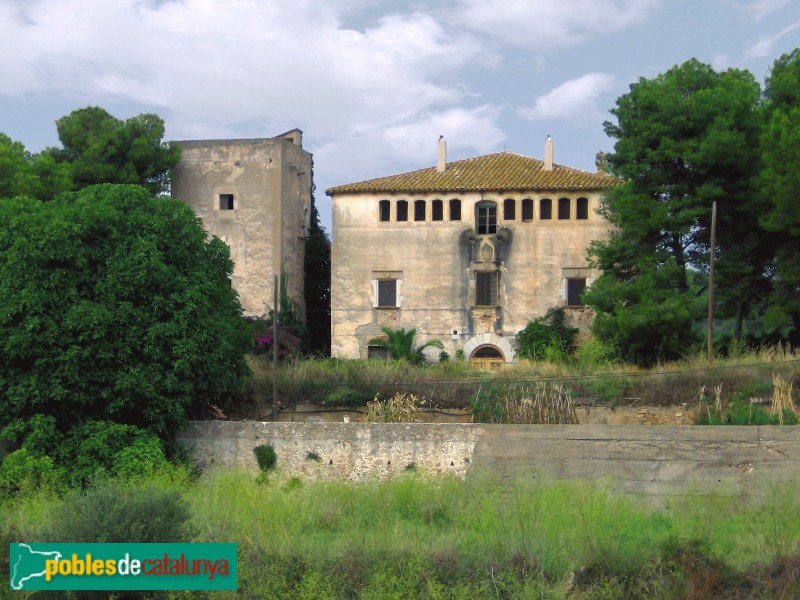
[50,107,181,195]
[585,59,763,363]
[0,185,252,445]
[758,49,800,338]
[0,133,72,201]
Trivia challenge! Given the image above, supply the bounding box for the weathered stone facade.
[171,131,312,318]
[327,138,620,361]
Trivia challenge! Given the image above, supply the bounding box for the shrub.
[0,449,64,497]
[56,421,171,487]
[39,477,193,543]
[253,444,277,472]
[0,185,252,450]
[515,307,578,361]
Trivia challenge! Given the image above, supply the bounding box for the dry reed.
[771,374,796,425]
[365,393,421,423]
[502,382,579,424]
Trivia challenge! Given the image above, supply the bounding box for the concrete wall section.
[180,422,800,500]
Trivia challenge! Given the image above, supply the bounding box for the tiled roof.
[326,151,622,195]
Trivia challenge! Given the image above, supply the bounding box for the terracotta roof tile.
[326,151,622,195]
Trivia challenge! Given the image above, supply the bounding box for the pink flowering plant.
[246,317,301,359]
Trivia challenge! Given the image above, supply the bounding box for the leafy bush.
[0,449,63,497]
[0,418,171,492]
[39,477,193,543]
[515,307,578,361]
[0,185,252,450]
[253,444,277,471]
[574,338,619,371]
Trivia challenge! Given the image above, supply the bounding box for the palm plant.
[369,327,444,365]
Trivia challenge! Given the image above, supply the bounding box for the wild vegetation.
[2,469,799,598]
[239,343,799,422]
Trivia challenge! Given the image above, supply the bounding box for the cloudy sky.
[2,0,799,231]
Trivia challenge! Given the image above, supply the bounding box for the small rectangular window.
[414,200,426,221]
[540,198,552,220]
[450,199,461,221]
[567,278,586,306]
[521,199,533,221]
[379,200,391,222]
[475,271,498,306]
[576,197,589,220]
[503,199,515,221]
[378,280,397,307]
[558,197,570,220]
[432,200,443,221]
[397,200,408,222]
[219,194,234,210]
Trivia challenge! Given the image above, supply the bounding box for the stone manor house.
[326,138,621,364]
[171,132,620,365]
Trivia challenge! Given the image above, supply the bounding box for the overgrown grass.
[3,469,799,598]
[235,345,800,418]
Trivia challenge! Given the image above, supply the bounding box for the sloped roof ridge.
[326,149,621,195]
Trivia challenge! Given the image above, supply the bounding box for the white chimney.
[437,136,446,173]
[544,135,553,171]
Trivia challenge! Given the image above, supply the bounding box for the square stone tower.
[171,130,312,318]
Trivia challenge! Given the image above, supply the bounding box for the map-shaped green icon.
[10,543,63,590]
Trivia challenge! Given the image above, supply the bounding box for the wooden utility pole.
[707,201,717,363]
[272,274,279,421]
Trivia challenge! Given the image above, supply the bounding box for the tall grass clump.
[472,382,578,424]
[365,393,421,422]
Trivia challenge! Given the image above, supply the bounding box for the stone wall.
[179,422,800,501]
[180,421,481,481]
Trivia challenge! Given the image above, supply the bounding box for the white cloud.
[519,73,615,122]
[728,0,790,21]
[744,20,800,59]
[0,0,484,140]
[454,0,662,51]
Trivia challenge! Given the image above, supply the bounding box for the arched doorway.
[470,345,505,369]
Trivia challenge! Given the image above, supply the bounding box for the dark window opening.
[450,199,461,221]
[576,197,589,220]
[476,202,497,235]
[558,197,570,220]
[379,199,391,222]
[503,199,515,221]
[475,271,499,306]
[219,194,234,210]
[473,346,503,359]
[432,199,443,221]
[368,345,389,359]
[397,200,408,222]
[567,278,586,307]
[522,199,533,221]
[540,198,552,220]
[414,200,426,221]
[378,280,397,308]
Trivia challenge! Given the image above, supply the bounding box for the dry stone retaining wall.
[179,422,800,500]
